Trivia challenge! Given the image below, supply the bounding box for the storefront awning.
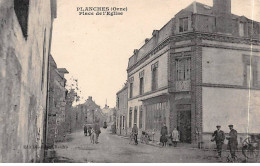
[138,92,169,101]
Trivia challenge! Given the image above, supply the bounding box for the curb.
[116,135,241,152]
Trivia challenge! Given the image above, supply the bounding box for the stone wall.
[0,0,56,162]
[46,56,68,147]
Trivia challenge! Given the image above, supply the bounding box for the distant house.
[116,83,128,136]
[126,0,260,147]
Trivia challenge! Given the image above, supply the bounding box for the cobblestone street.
[51,127,256,163]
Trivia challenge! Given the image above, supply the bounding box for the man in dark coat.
[94,122,101,144]
[132,123,138,145]
[212,125,225,157]
[227,125,238,159]
[84,125,88,136]
[160,123,168,146]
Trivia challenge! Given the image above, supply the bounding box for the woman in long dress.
[172,128,180,147]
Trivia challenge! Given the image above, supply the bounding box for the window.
[122,116,125,129]
[129,77,134,98]
[243,55,258,88]
[176,58,191,81]
[179,17,189,32]
[139,77,144,95]
[129,109,132,128]
[129,83,133,98]
[151,62,159,91]
[239,22,245,37]
[124,94,127,109]
[139,106,143,128]
[139,70,144,95]
[134,107,138,124]
[14,0,30,39]
[246,65,253,87]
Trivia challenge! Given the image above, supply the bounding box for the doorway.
[177,110,191,143]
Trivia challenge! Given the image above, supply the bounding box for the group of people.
[131,123,238,161]
[160,124,180,147]
[84,122,101,144]
[131,123,180,147]
[211,124,238,160]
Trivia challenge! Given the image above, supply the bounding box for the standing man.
[94,122,101,144]
[84,124,88,136]
[160,123,168,147]
[132,123,138,145]
[226,125,238,160]
[212,125,225,157]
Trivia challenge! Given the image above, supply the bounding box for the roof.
[184,1,249,21]
[57,68,69,74]
[183,1,213,15]
[116,83,128,95]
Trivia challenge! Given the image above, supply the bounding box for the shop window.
[145,102,167,131]
[134,107,138,124]
[122,116,125,129]
[139,106,143,129]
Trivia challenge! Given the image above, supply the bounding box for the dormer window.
[179,17,188,32]
[239,22,245,37]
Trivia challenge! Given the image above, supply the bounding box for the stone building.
[116,83,128,136]
[46,55,68,148]
[0,0,57,162]
[127,0,260,147]
[73,96,106,130]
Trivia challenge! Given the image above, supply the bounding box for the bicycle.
[242,134,260,160]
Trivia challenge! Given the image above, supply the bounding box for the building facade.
[73,96,106,130]
[46,55,68,148]
[116,83,128,136]
[0,0,57,162]
[127,0,260,147]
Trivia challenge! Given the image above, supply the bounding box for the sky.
[51,0,260,108]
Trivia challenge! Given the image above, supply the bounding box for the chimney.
[88,96,92,101]
[152,30,159,37]
[145,38,149,43]
[213,0,231,14]
[133,49,139,55]
[213,0,232,34]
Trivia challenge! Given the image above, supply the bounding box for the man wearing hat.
[212,125,225,157]
[226,125,238,159]
[132,123,138,145]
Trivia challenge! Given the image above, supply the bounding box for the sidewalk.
[118,134,196,149]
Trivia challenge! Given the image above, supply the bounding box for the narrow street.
[52,127,251,163]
